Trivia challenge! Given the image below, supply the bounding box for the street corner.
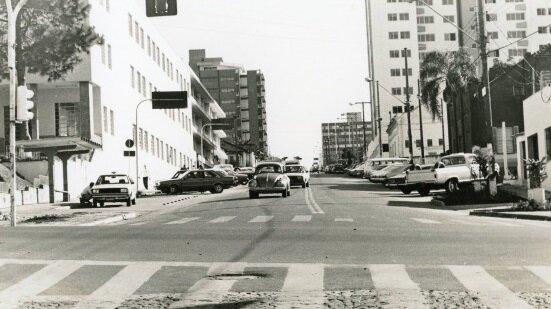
[470,207,551,222]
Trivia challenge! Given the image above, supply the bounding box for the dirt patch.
[20,213,89,224]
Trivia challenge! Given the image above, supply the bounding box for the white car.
[91,173,136,207]
[284,164,310,188]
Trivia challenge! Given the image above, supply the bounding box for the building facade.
[321,120,373,165]
[189,50,268,166]
[0,0,225,200]
[366,0,457,159]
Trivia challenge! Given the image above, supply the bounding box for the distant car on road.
[363,157,409,179]
[248,162,291,198]
[91,173,136,207]
[235,166,255,179]
[155,169,235,194]
[284,164,310,188]
[214,165,249,185]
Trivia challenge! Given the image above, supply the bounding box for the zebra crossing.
[1,258,551,309]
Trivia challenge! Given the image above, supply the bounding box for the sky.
[152,0,370,165]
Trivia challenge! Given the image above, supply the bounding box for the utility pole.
[376,81,382,157]
[477,0,493,149]
[417,79,425,163]
[441,98,446,154]
[404,48,414,162]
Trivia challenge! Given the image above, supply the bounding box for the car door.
[201,171,217,189]
[181,171,202,191]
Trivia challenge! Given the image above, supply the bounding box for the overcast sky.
[152,0,370,164]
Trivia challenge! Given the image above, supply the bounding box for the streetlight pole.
[365,78,383,158]
[417,79,425,163]
[135,99,152,193]
[404,48,414,162]
[350,101,370,160]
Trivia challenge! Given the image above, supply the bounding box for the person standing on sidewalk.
[142,165,150,190]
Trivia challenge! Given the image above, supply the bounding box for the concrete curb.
[79,212,138,226]
[470,210,551,221]
[429,198,515,211]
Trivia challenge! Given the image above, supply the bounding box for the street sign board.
[125,139,135,148]
[210,118,234,130]
[145,0,177,17]
[124,150,136,157]
[152,91,187,109]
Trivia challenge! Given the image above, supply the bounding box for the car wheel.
[213,183,224,194]
[169,185,180,195]
[400,187,412,195]
[306,182,310,188]
[132,198,136,205]
[93,200,98,207]
[445,178,459,194]
[249,192,257,199]
[126,198,131,207]
[287,188,291,196]
[282,190,287,198]
[417,186,431,196]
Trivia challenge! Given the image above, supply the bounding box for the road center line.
[308,187,325,214]
[411,218,442,224]
[303,188,318,214]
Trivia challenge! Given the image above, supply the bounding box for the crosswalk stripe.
[335,218,354,222]
[369,264,428,308]
[411,218,442,224]
[249,215,274,223]
[526,266,551,286]
[291,215,312,222]
[208,216,237,223]
[72,262,161,309]
[448,265,532,309]
[169,262,246,308]
[0,260,83,309]
[278,264,324,308]
[165,217,200,225]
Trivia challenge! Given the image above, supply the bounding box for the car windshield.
[284,165,305,173]
[256,165,281,174]
[96,175,129,185]
[171,171,186,179]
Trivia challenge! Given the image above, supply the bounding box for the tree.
[419,49,478,152]
[1,0,102,138]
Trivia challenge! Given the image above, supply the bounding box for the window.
[162,53,165,71]
[139,128,143,150]
[390,50,400,58]
[508,49,527,57]
[400,31,410,39]
[537,8,547,15]
[388,13,397,21]
[142,75,146,96]
[539,26,549,34]
[156,47,160,65]
[137,71,141,93]
[488,32,498,39]
[417,16,434,24]
[107,44,112,69]
[130,66,135,88]
[546,127,551,160]
[442,0,453,4]
[103,106,108,132]
[101,44,106,64]
[402,68,412,76]
[443,15,455,23]
[486,14,497,21]
[144,131,149,152]
[152,41,156,60]
[151,135,155,156]
[392,106,403,113]
[439,139,444,146]
[147,36,151,56]
[140,28,144,49]
[55,103,79,137]
[418,34,435,42]
[444,33,456,41]
[134,22,139,44]
[390,69,401,76]
[507,31,526,39]
[157,138,161,158]
[391,88,402,95]
[160,141,164,160]
[427,139,433,147]
[401,49,411,57]
[403,87,413,95]
[486,0,496,3]
[415,140,421,147]
[513,85,525,96]
[128,14,133,36]
[506,13,524,21]
[105,0,110,12]
[405,140,410,148]
[109,109,114,135]
[399,13,409,20]
[166,144,170,163]
[389,32,399,39]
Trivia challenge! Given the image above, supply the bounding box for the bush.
[513,199,551,211]
[524,157,547,188]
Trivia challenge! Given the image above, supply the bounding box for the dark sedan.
[155,169,235,194]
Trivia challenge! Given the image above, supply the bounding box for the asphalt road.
[2,174,551,308]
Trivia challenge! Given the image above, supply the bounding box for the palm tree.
[419,49,478,152]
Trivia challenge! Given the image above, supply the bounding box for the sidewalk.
[470,207,551,221]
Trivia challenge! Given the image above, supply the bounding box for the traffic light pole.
[5,0,28,227]
[135,99,152,194]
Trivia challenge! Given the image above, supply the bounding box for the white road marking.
[449,218,486,226]
[335,218,354,222]
[249,215,274,223]
[448,265,532,309]
[0,260,83,309]
[369,264,428,308]
[277,264,324,308]
[526,266,551,286]
[411,218,442,224]
[73,262,161,309]
[208,216,237,223]
[165,217,201,225]
[304,188,318,214]
[307,187,325,214]
[291,215,312,222]
[128,222,147,226]
[169,262,246,308]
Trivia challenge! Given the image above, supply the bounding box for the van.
[362,157,410,179]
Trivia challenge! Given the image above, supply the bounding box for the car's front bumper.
[92,194,130,202]
[249,187,286,194]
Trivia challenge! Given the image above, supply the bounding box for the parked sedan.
[248,162,291,198]
[155,169,235,194]
[370,164,411,184]
[91,173,136,207]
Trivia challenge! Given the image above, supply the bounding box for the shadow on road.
[326,184,392,192]
[386,200,450,210]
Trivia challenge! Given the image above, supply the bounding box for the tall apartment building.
[458,0,551,68]
[366,0,458,159]
[321,120,373,165]
[0,0,226,201]
[189,49,268,166]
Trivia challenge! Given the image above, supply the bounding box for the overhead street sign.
[210,118,234,130]
[152,91,187,109]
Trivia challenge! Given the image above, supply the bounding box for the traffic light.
[146,0,177,17]
[16,85,34,121]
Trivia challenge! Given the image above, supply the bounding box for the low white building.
[515,86,551,190]
[0,0,226,202]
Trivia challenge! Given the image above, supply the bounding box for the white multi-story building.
[0,0,226,201]
[366,0,458,159]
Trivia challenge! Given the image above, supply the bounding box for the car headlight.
[92,189,99,194]
[249,179,257,187]
[275,179,285,187]
[120,188,128,193]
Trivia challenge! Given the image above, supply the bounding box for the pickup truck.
[401,153,481,196]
